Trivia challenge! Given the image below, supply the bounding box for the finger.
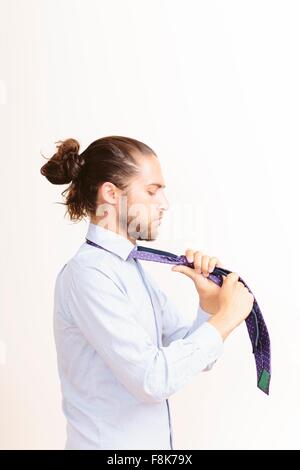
[225,272,239,283]
[216,259,224,268]
[172,264,196,280]
[208,257,219,274]
[201,255,210,277]
[185,248,195,263]
[194,251,203,274]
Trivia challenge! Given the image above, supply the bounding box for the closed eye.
[147,191,156,196]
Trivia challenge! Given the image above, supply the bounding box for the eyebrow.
[147,183,166,189]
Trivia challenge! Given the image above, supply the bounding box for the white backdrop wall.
[0,0,299,449]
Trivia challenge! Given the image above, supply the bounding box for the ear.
[99,182,120,204]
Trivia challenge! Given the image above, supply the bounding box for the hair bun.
[40,138,85,185]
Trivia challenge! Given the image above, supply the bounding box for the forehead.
[136,154,166,187]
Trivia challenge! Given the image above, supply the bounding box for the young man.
[41,136,253,450]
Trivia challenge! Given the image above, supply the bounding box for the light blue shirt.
[54,222,224,450]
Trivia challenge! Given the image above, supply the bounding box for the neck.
[90,214,137,246]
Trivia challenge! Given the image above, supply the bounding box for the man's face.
[121,154,169,241]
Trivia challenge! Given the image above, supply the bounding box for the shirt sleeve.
[143,271,218,371]
[67,264,224,404]
[160,293,212,346]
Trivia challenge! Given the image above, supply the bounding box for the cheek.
[127,189,147,204]
[127,196,152,220]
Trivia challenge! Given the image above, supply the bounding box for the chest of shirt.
[121,261,160,345]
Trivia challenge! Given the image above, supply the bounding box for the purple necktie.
[86,239,271,395]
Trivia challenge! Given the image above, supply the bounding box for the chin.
[137,234,158,242]
[129,221,160,242]
[138,228,159,242]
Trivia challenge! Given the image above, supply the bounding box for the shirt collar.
[85,222,137,261]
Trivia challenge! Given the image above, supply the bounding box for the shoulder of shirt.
[62,242,130,292]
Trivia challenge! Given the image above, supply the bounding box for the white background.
[0,0,299,449]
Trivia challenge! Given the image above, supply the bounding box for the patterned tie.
[86,239,271,395]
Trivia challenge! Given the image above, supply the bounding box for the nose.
[159,191,169,212]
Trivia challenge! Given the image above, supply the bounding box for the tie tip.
[258,369,271,395]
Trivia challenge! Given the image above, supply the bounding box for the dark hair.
[40,136,157,222]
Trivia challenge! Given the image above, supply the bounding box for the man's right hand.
[209,272,254,340]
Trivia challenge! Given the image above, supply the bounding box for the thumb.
[171,264,196,280]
